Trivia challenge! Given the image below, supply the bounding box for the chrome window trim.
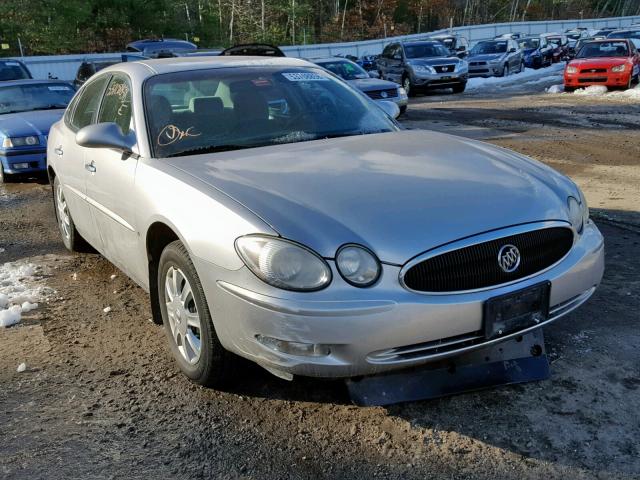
[398,220,576,295]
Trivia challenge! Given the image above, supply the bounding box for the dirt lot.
[1,81,639,479]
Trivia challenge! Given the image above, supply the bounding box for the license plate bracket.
[484,282,550,340]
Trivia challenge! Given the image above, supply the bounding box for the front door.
[83,74,141,281]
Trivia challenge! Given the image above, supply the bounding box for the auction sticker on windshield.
[282,72,329,82]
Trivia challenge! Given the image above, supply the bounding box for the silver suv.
[467,39,524,78]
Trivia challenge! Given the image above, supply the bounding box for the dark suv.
[376,41,469,96]
[428,34,470,58]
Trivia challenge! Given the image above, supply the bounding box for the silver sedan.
[47,56,604,386]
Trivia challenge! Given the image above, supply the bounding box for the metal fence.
[12,14,640,81]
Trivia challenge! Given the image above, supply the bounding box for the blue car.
[519,36,554,69]
[0,80,75,182]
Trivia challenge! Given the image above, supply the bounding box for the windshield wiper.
[165,144,255,158]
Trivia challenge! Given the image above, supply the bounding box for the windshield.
[576,41,629,58]
[471,41,507,55]
[0,61,31,81]
[546,37,562,46]
[567,33,581,40]
[317,60,368,80]
[0,82,74,114]
[404,43,450,58]
[144,66,398,158]
[519,38,540,49]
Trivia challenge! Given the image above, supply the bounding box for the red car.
[564,39,640,91]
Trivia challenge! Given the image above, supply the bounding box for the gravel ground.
[1,74,639,480]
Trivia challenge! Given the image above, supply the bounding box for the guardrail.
[11,14,640,81]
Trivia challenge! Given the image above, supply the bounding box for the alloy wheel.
[56,183,71,241]
[165,266,202,365]
[403,77,411,96]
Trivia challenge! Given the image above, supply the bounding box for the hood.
[347,77,400,92]
[407,57,460,67]
[0,109,64,138]
[468,53,505,62]
[165,130,576,264]
[569,57,628,68]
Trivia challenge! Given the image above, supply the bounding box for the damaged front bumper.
[194,221,604,379]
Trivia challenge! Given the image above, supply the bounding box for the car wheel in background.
[451,82,466,94]
[518,61,524,73]
[52,175,87,252]
[158,240,233,387]
[0,163,12,184]
[501,64,509,77]
[399,105,407,115]
[564,86,575,93]
[403,75,415,97]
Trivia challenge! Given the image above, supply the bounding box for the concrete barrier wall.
[10,14,640,81]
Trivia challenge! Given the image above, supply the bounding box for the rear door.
[53,74,110,250]
[83,73,141,279]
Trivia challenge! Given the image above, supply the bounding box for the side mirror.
[368,70,380,78]
[377,100,400,119]
[76,122,135,153]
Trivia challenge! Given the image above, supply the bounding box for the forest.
[1,0,640,55]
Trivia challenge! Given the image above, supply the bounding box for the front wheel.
[501,64,509,77]
[518,61,524,73]
[53,176,87,252]
[403,76,415,97]
[0,162,12,184]
[158,240,233,387]
[399,105,407,115]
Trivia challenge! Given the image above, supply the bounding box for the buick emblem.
[497,244,521,273]
[380,91,388,98]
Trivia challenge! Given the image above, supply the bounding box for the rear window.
[0,82,74,115]
[0,61,31,81]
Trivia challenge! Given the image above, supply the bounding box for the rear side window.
[0,60,31,81]
[98,74,133,135]
[70,75,110,131]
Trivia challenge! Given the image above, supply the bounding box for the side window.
[392,45,402,60]
[98,74,133,135]
[382,45,393,58]
[70,75,110,131]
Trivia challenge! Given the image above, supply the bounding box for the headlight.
[2,136,40,148]
[611,64,626,72]
[567,196,585,234]
[566,65,578,74]
[235,235,332,291]
[335,244,381,287]
[413,65,434,73]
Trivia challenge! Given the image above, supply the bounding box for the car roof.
[0,79,72,88]
[100,55,313,77]
[310,56,353,63]
[0,59,27,64]
[401,40,440,46]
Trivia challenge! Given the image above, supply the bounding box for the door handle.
[84,161,96,173]
[54,146,63,156]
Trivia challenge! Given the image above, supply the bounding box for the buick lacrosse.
[47,57,604,385]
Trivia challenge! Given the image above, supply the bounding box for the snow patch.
[0,261,52,327]
[566,84,640,100]
[467,63,563,91]
[103,306,112,314]
[546,84,564,94]
[574,85,609,96]
[16,362,27,373]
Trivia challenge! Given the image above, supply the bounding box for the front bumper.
[524,56,543,68]
[565,71,631,89]
[413,71,468,88]
[468,63,501,78]
[0,149,47,175]
[195,221,604,378]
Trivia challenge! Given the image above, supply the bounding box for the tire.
[52,175,87,252]
[0,162,12,184]
[501,64,509,77]
[518,61,524,74]
[158,240,233,387]
[403,75,416,97]
[564,86,575,93]
[451,82,466,94]
[399,105,407,115]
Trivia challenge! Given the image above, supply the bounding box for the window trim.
[97,72,136,137]
[66,73,111,133]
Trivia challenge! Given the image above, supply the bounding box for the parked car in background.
[357,55,378,71]
[467,39,523,77]
[429,34,469,58]
[220,44,286,57]
[126,38,197,55]
[311,56,408,114]
[566,29,590,57]
[543,33,570,62]
[495,32,525,40]
[0,59,32,81]
[74,59,120,88]
[0,80,75,182]
[47,56,603,387]
[377,41,468,95]
[606,28,640,41]
[592,27,617,37]
[519,35,554,69]
[564,39,640,91]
